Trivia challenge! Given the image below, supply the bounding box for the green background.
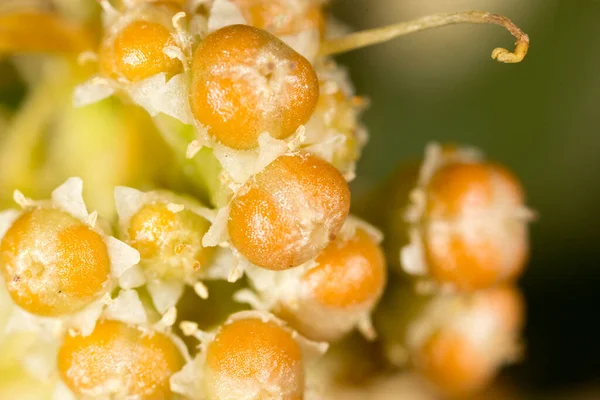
[333,0,600,396]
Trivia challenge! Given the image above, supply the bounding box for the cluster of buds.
[0,0,532,398]
[359,143,533,397]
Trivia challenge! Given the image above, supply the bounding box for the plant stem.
[0,62,70,199]
[153,114,223,207]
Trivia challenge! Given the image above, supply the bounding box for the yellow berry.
[126,201,213,281]
[58,320,184,399]
[190,24,319,149]
[99,5,182,82]
[231,0,325,37]
[0,208,110,316]
[204,317,304,400]
[303,229,386,309]
[228,153,350,270]
[423,162,529,290]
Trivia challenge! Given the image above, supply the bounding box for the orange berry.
[0,208,110,316]
[426,162,524,216]
[99,6,182,82]
[231,0,325,37]
[423,162,529,290]
[58,320,184,399]
[418,330,495,397]
[190,24,319,149]
[480,285,525,335]
[274,227,386,341]
[415,286,524,397]
[126,201,213,281]
[204,317,304,400]
[303,229,386,309]
[228,153,350,270]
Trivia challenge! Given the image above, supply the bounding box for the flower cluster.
[0,0,531,399]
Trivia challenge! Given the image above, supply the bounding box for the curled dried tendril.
[320,10,529,64]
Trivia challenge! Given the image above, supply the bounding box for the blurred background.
[332,0,600,397]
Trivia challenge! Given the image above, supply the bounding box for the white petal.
[128,73,167,116]
[202,206,229,247]
[254,133,288,175]
[147,279,184,314]
[68,297,107,336]
[158,307,178,328]
[208,0,246,33]
[202,247,236,280]
[170,358,202,399]
[73,78,115,108]
[104,289,147,325]
[118,265,146,289]
[106,236,140,278]
[337,215,383,244]
[281,29,320,64]
[128,73,193,124]
[156,73,194,124]
[114,185,145,225]
[212,146,258,184]
[51,177,88,220]
[188,204,217,223]
[304,132,346,166]
[400,228,428,276]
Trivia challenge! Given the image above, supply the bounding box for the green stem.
[152,114,223,207]
[0,61,70,200]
